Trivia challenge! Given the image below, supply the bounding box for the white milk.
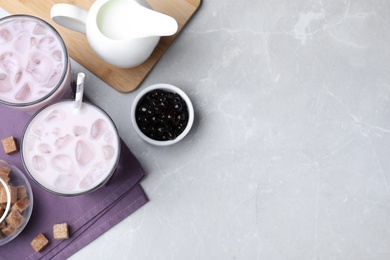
[22,101,120,195]
[0,15,71,112]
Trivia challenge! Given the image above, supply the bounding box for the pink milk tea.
[0,15,71,113]
[21,100,121,196]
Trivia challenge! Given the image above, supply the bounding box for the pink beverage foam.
[0,15,71,112]
[22,101,120,195]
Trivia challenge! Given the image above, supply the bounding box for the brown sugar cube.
[53,223,69,240]
[16,185,27,200]
[0,185,17,204]
[0,186,7,204]
[12,197,30,213]
[0,172,9,183]
[0,219,5,229]
[1,136,18,154]
[6,209,25,229]
[0,164,11,175]
[1,224,16,236]
[31,233,50,252]
[0,207,5,228]
[8,185,17,204]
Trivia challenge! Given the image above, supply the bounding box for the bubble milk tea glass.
[21,100,121,196]
[0,15,71,113]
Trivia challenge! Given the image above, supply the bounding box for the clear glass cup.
[0,15,72,113]
[21,100,121,196]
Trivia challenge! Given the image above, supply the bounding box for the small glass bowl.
[0,161,33,246]
[131,83,194,146]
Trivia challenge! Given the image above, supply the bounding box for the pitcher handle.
[51,4,88,34]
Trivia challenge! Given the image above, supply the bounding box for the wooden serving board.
[0,0,201,92]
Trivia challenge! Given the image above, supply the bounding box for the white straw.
[74,72,85,110]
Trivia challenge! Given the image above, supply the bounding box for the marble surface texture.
[2,0,390,259]
[72,0,390,259]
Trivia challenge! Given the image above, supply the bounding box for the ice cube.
[15,83,31,101]
[12,20,31,32]
[0,29,13,44]
[45,109,66,121]
[36,36,56,51]
[32,124,44,137]
[14,71,22,84]
[73,125,87,137]
[33,23,47,35]
[103,130,114,143]
[52,50,62,62]
[0,52,20,74]
[54,134,73,150]
[54,174,79,191]
[26,51,53,83]
[52,127,61,137]
[37,89,49,97]
[91,119,108,139]
[31,155,46,171]
[0,73,11,92]
[30,37,36,47]
[75,140,95,166]
[51,154,73,173]
[46,68,62,88]
[14,33,30,52]
[38,143,52,155]
[103,145,115,160]
[79,162,108,189]
[25,135,39,151]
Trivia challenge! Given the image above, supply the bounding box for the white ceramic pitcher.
[51,0,178,68]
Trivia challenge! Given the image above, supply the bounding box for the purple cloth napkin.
[0,104,148,259]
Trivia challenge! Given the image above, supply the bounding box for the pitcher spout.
[95,0,178,39]
[146,10,178,37]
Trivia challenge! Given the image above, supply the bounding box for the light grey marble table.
[3,0,390,259]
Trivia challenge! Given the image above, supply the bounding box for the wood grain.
[0,0,201,92]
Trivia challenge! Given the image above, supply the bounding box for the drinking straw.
[74,72,85,110]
